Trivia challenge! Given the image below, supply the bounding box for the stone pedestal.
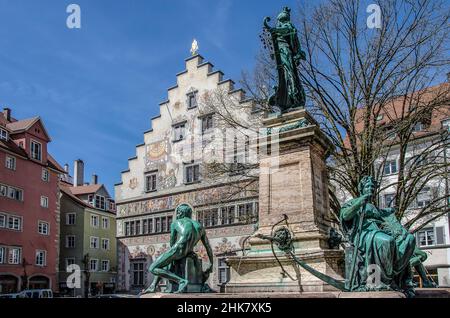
[167,255,210,293]
[226,109,344,293]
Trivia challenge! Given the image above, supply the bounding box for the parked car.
[94,294,137,298]
[0,293,21,298]
[19,289,53,298]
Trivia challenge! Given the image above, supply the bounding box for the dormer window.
[186,90,198,109]
[31,140,42,161]
[412,122,424,132]
[0,128,8,141]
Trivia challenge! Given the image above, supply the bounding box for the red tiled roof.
[6,117,40,133]
[60,185,91,208]
[69,184,103,195]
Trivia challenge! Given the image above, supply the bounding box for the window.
[124,222,131,236]
[155,218,161,233]
[91,215,99,228]
[412,122,424,132]
[95,195,106,210]
[0,246,5,264]
[435,226,445,245]
[187,91,198,109]
[5,156,16,170]
[131,261,145,286]
[0,184,6,197]
[185,164,200,184]
[89,259,98,272]
[383,160,398,175]
[88,195,94,206]
[38,221,49,235]
[418,228,435,247]
[148,219,154,234]
[41,168,49,182]
[238,203,256,223]
[145,173,157,192]
[108,199,116,212]
[173,123,186,141]
[65,258,75,269]
[40,196,49,208]
[101,239,110,250]
[383,193,395,208]
[102,217,109,229]
[66,235,75,248]
[7,186,23,201]
[66,213,76,225]
[30,140,42,161]
[416,187,432,208]
[201,114,214,134]
[135,220,141,235]
[8,247,21,264]
[0,128,8,141]
[0,213,5,228]
[35,250,46,267]
[221,206,235,225]
[90,237,99,249]
[218,258,230,284]
[101,260,110,272]
[442,119,450,132]
[7,215,22,231]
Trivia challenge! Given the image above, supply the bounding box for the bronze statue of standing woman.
[264,7,306,113]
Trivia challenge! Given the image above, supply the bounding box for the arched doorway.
[28,275,50,289]
[0,274,20,294]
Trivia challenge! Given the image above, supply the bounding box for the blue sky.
[0,0,302,194]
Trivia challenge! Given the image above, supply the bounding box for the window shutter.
[435,226,445,245]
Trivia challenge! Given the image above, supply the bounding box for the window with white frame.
[35,250,47,267]
[8,247,21,264]
[0,128,8,141]
[173,123,186,141]
[65,258,75,269]
[40,196,49,208]
[412,122,424,132]
[101,238,110,250]
[0,184,6,197]
[88,195,94,206]
[417,228,435,247]
[416,187,432,208]
[7,215,22,231]
[0,213,6,228]
[95,195,106,210]
[238,202,256,223]
[41,168,49,182]
[0,246,5,264]
[38,221,49,235]
[91,215,99,228]
[66,213,76,225]
[383,160,398,175]
[201,114,214,134]
[89,259,98,272]
[66,235,75,248]
[5,156,16,170]
[7,186,23,201]
[102,217,109,229]
[101,260,110,272]
[90,237,99,249]
[108,200,115,212]
[187,90,198,109]
[30,140,42,161]
[185,163,200,184]
[383,193,395,208]
[442,118,450,132]
[145,172,157,192]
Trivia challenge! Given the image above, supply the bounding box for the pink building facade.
[0,108,64,293]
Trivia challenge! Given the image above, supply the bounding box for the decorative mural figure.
[263,7,306,113]
[142,204,214,294]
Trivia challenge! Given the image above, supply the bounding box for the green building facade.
[59,183,117,297]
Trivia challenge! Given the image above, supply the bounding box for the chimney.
[3,108,11,122]
[64,163,69,173]
[91,174,98,185]
[73,159,84,187]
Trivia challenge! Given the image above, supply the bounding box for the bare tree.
[200,0,450,231]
